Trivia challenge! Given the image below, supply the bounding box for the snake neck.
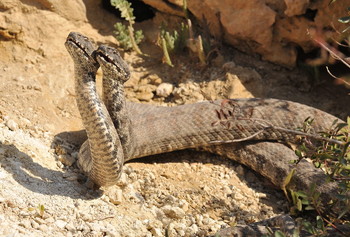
[102,69,135,159]
[74,66,124,186]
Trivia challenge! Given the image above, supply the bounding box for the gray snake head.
[65,32,99,71]
[93,45,130,82]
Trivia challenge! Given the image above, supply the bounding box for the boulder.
[141,0,349,67]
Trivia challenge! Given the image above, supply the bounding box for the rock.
[106,188,123,205]
[156,83,174,97]
[19,219,32,229]
[148,74,163,85]
[161,205,185,219]
[5,119,18,131]
[142,0,348,67]
[58,154,76,167]
[116,172,129,187]
[135,92,154,101]
[54,219,67,229]
[151,227,163,237]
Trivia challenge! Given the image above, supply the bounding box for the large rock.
[142,0,349,67]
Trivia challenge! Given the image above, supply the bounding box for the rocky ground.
[0,1,349,237]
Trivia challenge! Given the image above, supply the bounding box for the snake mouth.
[65,38,90,58]
[94,48,131,79]
[65,32,95,60]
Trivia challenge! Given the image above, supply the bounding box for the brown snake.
[66,32,347,235]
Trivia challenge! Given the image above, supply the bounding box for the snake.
[65,32,346,234]
[65,32,125,186]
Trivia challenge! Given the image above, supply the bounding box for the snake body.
[65,33,124,186]
[66,32,343,202]
[65,32,347,235]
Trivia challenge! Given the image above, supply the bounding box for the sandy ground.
[0,1,349,236]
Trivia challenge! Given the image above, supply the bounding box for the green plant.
[111,0,144,54]
[159,22,189,66]
[28,204,45,218]
[265,117,350,236]
[159,18,209,66]
[290,117,350,235]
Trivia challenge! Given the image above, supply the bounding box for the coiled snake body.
[66,32,344,221]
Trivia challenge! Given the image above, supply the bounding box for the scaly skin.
[94,45,135,159]
[68,32,348,235]
[93,42,342,206]
[65,32,124,186]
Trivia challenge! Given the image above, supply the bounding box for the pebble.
[31,219,40,229]
[135,92,154,101]
[106,188,123,205]
[148,74,162,85]
[65,222,76,232]
[116,172,129,187]
[151,227,163,237]
[55,220,67,229]
[19,219,32,229]
[38,224,48,232]
[235,165,245,176]
[156,83,173,97]
[5,119,18,131]
[161,205,185,219]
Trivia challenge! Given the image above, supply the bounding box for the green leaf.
[297,199,302,211]
[303,221,316,234]
[295,149,303,158]
[274,230,286,237]
[294,191,308,198]
[304,205,315,210]
[316,216,324,230]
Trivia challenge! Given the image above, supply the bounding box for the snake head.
[93,44,131,82]
[65,32,99,70]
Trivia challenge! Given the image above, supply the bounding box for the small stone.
[31,219,40,229]
[45,217,55,223]
[178,199,189,212]
[33,85,42,91]
[5,119,18,131]
[19,117,31,127]
[161,205,185,219]
[116,172,128,187]
[136,92,154,101]
[187,224,199,236]
[235,165,245,176]
[222,61,236,71]
[106,188,123,205]
[87,222,101,232]
[233,192,244,201]
[19,219,32,229]
[156,83,173,97]
[38,224,48,232]
[65,222,76,232]
[55,220,67,229]
[58,154,76,167]
[151,227,163,237]
[148,74,162,85]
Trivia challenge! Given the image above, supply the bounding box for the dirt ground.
[0,1,349,237]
